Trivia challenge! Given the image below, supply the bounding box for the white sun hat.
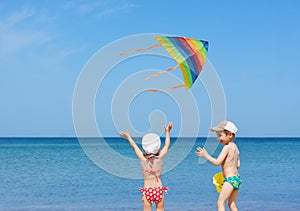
[142,133,161,155]
[210,120,238,134]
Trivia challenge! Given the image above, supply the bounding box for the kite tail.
[120,43,161,56]
[145,64,179,80]
[148,84,186,93]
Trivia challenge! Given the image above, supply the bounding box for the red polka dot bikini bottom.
[139,186,169,204]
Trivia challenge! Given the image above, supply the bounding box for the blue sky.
[0,0,299,137]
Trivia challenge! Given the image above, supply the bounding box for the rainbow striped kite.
[120,36,209,92]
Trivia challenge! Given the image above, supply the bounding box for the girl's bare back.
[141,156,163,187]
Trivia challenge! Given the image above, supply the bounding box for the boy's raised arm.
[196,145,229,166]
[120,131,145,161]
[159,122,172,158]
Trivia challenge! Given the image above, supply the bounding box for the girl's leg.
[228,190,239,211]
[217,182,234,211]
[143,197,152,211]
[156,196,165,211]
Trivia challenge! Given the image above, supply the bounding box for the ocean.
[0,138,299,211]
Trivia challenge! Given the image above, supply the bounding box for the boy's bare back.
[221,142,240,178]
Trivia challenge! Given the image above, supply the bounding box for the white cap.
[142,133,161,155]
[210,120,238,134]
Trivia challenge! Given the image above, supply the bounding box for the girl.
[120,122,172,211]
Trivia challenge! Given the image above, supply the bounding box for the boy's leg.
[156,196,165,211]
[217,182,234,211]
[228,190,239,211]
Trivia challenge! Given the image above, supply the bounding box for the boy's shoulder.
[221,144,231,152]
[229,142,240,153]
[225,142,239,151]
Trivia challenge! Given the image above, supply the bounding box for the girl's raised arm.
[159,122,172,158]
[120,131,145,161]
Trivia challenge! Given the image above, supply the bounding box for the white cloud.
[0,6,34,29]
[0,6,53,58]
[62,0,139,18]
[78,1,103,14]
[0,1,140,61]
[95,2,139,18]
[1,31,52,53]
[62,0,103,14]
[59,45,87,58]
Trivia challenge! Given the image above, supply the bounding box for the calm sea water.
[0,137,300,211]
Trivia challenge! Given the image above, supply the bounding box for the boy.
[120,122,172,211]
[196,120,241,211]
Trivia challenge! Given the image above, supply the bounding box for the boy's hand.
[164,122,172,132]
[195,146,208,157]
[120,131,131,140]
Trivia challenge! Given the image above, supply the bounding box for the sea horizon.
[1,137,300,210]
[1,136,300,139]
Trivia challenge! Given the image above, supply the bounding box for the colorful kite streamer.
[120,36,209,92]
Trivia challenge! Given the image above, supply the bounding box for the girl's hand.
[120,130,131,140]
[195,146,208,157]
[164,122,172,132]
